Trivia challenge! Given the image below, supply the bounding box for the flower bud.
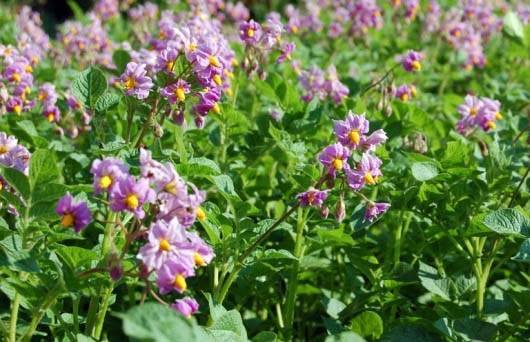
[335,193,346,222]
[320,205,329,219]
[154,123,164,138]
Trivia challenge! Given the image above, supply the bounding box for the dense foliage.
[0,0,530,341]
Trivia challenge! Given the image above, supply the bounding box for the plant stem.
[21,283,62,341]
[393,212,411,269]
[9,293,21,342]
[283,207,307,339]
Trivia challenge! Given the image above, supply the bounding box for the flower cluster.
[88,149,211,314]
[0,132,31,215]
[394,84,417,102]
[298,112,389,222]
[392,0,420,21]
[117,10,236,128]
[298,65,349,104]
[456,95,502,135]
[401,50,424,73]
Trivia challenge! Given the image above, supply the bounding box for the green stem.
[73,296,80,334]
[393,212,411,269]
[88,212,117,338]
[174,125,188,164]
[9,293,21,342]
[21,283,62,341]
[283,207,307,339]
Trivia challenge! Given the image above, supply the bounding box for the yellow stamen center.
[159,239,171,252]
[25,65,33,73]
[175,87,186,102]
[332,158,343,170]
[0,145,9,154]
[61,213,75,227]
[99,175,112,189]
[364,172,376,185]
[495,112,502,120]
[12,73,21,83]
[194,252,206,267]
[247,28,255,37]
[125,194,139,209]
[411,60,421,71]
[188,43,197,52]
[348,130,361,145]
[166,61,174,72]
[173,274,187,291]
[401,93,409,102]
[486,121,496,130]
[212,103,221,114]
[196,207,206,221]
[13,105,22,114]
[213,74,222,86]
[123,77,136,90]
[291,25,299,33]
[47,113,55,122]
[208,55,221,68]
[470,107,478,117]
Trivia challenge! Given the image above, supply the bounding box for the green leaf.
[29,149,60,189]
[418,262,451,301]
[483,208,530,237]
[0,234,40,272]
[382,325,440,342]
[209,309,247,341]
[0,166,30,200]
[210,175,238,198]
[95,92,121,113]
[113,49,131,73]
[72,67,107,109]
[512,239,530,263]
[323,297,346,319]
[176,157,221,177]
[325,331,365,342]
[503,12,525,43]
[349,311,383,339]
[411,162,439,182]
[252,331,277,342]
[56,246,98,270]
[118,302,208,342]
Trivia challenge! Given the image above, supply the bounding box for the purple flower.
[42,105,60,123]
[120,62,154,99]
[156,258,195,294]
[90,158,129,194]
[345,153,382,190]
[297,188,329,207]
[158,185,206,228]
[186,231,214,267]
[401,50,423,72]
[325,65,349,104]
[394,84,417,101]
[155,48,179,74]
[55,193,92,232]
[364,202,390,222]
[137,218,194,271]
[109,176,156,219]
[172,298,199,318]
[160,80,190,104]
[239,20,262,45]
[299,65,326,102]
[194,87,221,118]
[6,97,23,114]
[277,42,295,64]
[38,83,58,106]
[318,143,350,177]
[334,112,369,149]
[0,133,19,162]
[456,95,501,134]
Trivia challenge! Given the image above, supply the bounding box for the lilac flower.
[0,134,31,175]
[172,298,199,318]
[156,259,195,294]
[158,185,206,228]
[277,42,295,64]
[139,148,186,197]
[90,158,129,194]
[348,0,383,36]
[297,188,329,207]
[325,65,349,104]
[346,153,382,190]
[155,48,179,74]
[394,84,417,101]
[401,50,423,72]
[109,176,156,219]
[457,95,482,118]
[261,13,283,49]
[160,80,191,104]
[6,97,23,114]
[404,0,420,20]
[38,83,58,105]
[226,2,250,21]
[120,62,154,99]
[364,202,390,222]
[239,20,262,45]
[42,105,60,123]
[318,143,350,177]
[94,0,119,21]
[0,133,19,160]
[186,231,214,267]
[334,112,387,150]
[299,65,327,102]
[137,218,194,271]
[55,193,92,232]
[194,87,221,118]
